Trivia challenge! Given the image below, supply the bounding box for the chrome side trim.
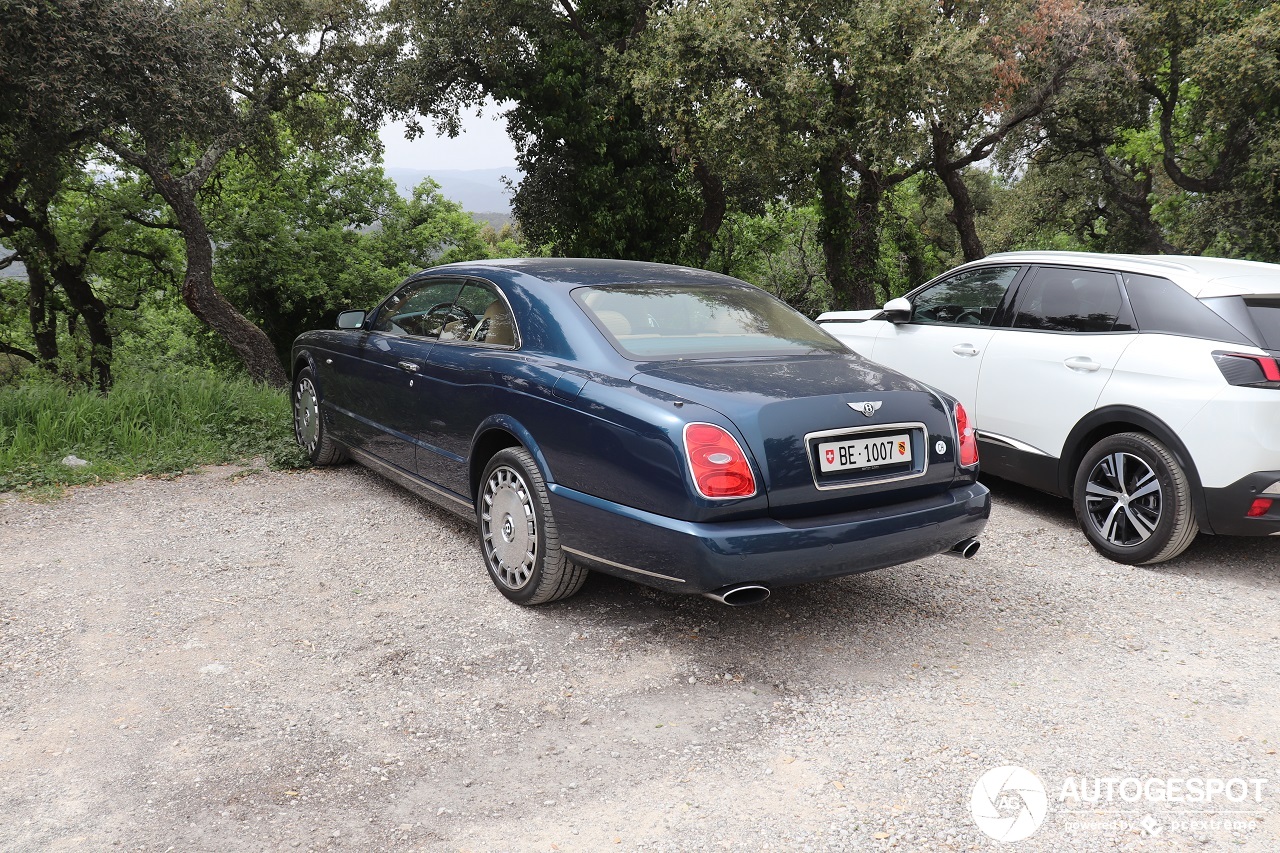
[975,430,1052,457]
[563,547,686,584]
[803,421,929,491]
[346,446,474,513]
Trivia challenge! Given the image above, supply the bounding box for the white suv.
[818,251,1280,564]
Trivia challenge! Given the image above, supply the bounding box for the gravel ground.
[1,463,1277,852]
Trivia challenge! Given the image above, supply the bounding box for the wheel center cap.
[502,515,514,541]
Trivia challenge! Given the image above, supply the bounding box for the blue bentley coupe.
[291,259,990,606]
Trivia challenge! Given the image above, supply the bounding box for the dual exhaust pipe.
[700,537,980,607]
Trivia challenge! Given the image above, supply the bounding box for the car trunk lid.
[632,354,966,517]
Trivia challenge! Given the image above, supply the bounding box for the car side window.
[439,281,519,348]
[1123,273,1253,344]
[1011,267,1134,333]
[371,278,465,337]
[910,266,1020,326]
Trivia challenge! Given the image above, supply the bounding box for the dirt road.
[2,465,1277,851]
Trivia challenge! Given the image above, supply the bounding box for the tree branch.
[557,1,594,44]
[0,341,37,364]
[120,211,180,231]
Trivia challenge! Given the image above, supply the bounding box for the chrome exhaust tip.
[702,584,771,607]
[949,537,981,559]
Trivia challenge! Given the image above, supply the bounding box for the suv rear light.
[955,402,978,468]
[1213,351,1280,387]
[1247,498,1273,517]
[683,422,757,499]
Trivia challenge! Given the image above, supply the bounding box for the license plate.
[817,433,912,473]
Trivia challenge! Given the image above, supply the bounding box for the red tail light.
[955,402,978,468]
[683,423,757,499]
[1214,351,1280,386]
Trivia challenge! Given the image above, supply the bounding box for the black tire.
[293,367,347,466]
[1072,432,1198,565]
[476,447,586,605]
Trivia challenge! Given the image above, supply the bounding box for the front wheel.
[293,367,347,466]
[1072,432,1198,565]
[477,448,587,605]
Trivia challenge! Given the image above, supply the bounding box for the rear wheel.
[477,447,586,605]
[1072,432,1197,565]
[293,367,347,466]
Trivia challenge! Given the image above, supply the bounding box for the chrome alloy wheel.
[1083,451,1163,547]
[294,377,320,452]
[481,465,538,590]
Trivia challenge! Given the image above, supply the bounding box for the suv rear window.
[1243,299,1280,350]
[575,284,847,360]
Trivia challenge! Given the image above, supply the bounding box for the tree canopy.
[3,0,1279,394]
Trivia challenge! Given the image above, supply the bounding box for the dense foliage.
[1,0,1278,487]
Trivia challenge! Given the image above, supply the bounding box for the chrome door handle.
[952,344,980,357]
[1064,356,1100,373]
[397,360,419,373]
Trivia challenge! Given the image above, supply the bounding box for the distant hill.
[0,245,24,280]
[386,167,517,218]
[0,168,517,280]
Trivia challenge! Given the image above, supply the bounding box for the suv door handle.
[397,360,420,373]
[952,344,980,357]
[1064,356,1100,373]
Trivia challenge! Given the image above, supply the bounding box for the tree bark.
[108,136,289,389]
[0,341,37,364]
[156,172,289,388]
[690,157,727,267]
[54,265,113,392]
[26,266,60,372]
[931,125,986,262]
[817,151,903,310]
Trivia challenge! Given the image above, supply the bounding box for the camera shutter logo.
[970,765,1049,842]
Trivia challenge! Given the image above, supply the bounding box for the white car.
[818,251,1280,564]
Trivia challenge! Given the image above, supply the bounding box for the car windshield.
[574,284,847,360]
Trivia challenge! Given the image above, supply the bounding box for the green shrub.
[0,370,308,494]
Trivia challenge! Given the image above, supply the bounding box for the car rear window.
[574,284,847,360]
[1122,273,1253,344]
[1243,299,1280,349]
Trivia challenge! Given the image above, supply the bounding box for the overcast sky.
[378,101,518,172]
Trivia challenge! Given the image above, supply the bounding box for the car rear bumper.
[549,482,991,594]
[1202,470,1280,536]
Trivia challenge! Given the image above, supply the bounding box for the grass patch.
[0,370,308,495]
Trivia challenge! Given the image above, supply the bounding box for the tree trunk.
[816,153,851,306]
[55,266,113,392]
[157,177,289,389]
[932,126,986,262]
[816,152,879,310]
[849,177,887,308]
[690,158,727,267]
[26,266,60,372]
[1096,157,1179,254]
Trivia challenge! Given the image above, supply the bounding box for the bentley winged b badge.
[851,401,883,418]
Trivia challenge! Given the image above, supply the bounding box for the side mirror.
[882,297,912,324]
[336,309,366,330]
